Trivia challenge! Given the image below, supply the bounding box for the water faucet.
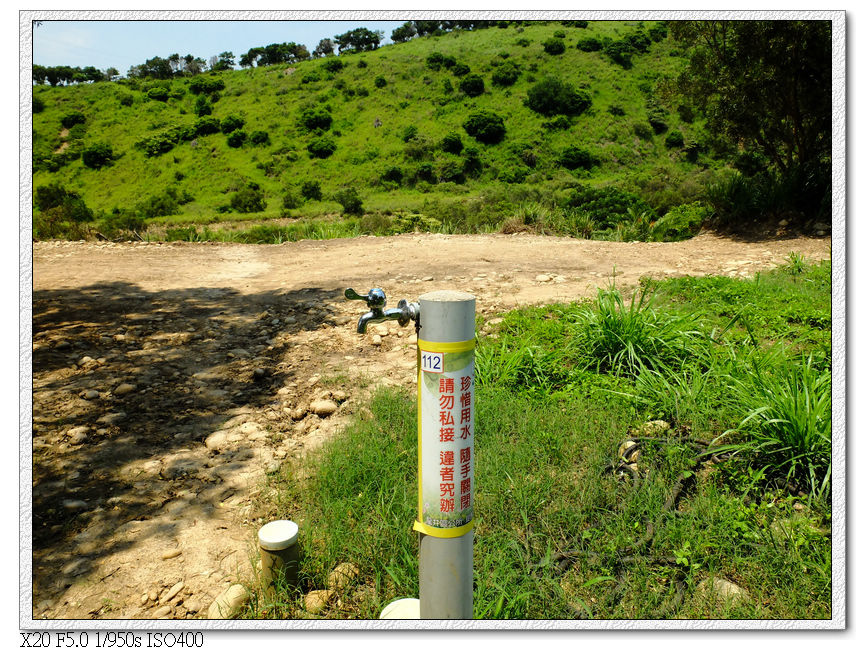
[345,288,420,334]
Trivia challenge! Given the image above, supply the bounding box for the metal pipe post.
[414,290,476,619]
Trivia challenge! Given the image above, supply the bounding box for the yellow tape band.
[417,338,475,353]
[413,519,474,538]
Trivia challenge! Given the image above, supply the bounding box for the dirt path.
[30,232,830,620]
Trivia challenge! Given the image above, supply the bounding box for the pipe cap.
[258,520,299,551]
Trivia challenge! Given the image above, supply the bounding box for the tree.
[669,20,831,173]
[334,27,383,53]
[391,22,417,43]
[314,38,335,58]
[211,51,235,71]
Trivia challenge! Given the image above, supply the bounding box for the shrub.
[135,187,191,219]
[441,55,457,69]
[543,38,566,55]
[426,52,445,70]
[574,20,588,28]
[334,187,364,215]
[147,87,169,102]
[497,164,528,184]
[322,57,345,72]
[95,211,145,239]
[558,145,598,170]
[608,104,625,116]
[462,146,484,176]
[357,59,368,68]
[604,40,634,68]
[412,162,436,184]
[451,62,471,76]
[442,78,454,94]
[437,159,465,184]
[374,76,387,88]
[516,38,531,47]
[250,130,270,145]
[402,125,418,142]
[459,74,485,97]
[677,103,695,123]
[553,30,567,39]
[307,135,337,158]
[33,96,45,113]
[463,111,506,144]
[624,31,651,53]
[491,62,520,87]
[302,71,321,84]
[664,130,684,148]
[34,182,76,212]
[542,115,571,130]
[525,78,591,116]
[299,106,332,131]
[381,166,404,184]
[648,23,668,42]
[566,183,656,229]
[301,180,323,201]
[220,114,245,134]
[195,116,221,136]
[227,130,247,148]
[633,121,654,140]
[576,37,602,52]
[118,93,133,107]
[81,142,114,169]
[230,184,266,213]
[194,95,212,116]
[61,112,86,129]
[189,76,225,94]
[650,201,711,241]
[282,187,302,210]
[440,132,464,154]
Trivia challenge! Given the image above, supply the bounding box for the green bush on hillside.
[665,130,684,148]
[195,116,221,136]
[230,183,266,213]
[525,78,591,116]
[81,142,114,170]
[118,93,133,107]
[463,111,506,144]
[301,180,323,201]
[227,130,248,148]
[220,114,245,134]
[452,62,471,76]
[543,38,566,55]
[491,62,520,87]
[459,74,485,97]
[381,166,404,185]
[576,37,602,52]
[334,187,364,215]
[426,52,445,70]
[194,95,212,117]
[374,76,387,88]
[567,183,656,229]
[307,135,337,158]
[146,87,169,102]
[605,40,635,69]
[250,130,270,145]
[440,132,464,154]
[61,112,86,129]
[558,145,598,170]
[322,58,345,72]
[650,201,711,241]
[189,76,225,94]
[300,106,332,131]
[33,97,45,113]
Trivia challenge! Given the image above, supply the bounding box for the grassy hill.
[32,20,723,240]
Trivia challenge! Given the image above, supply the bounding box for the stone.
[161,581,184,604]
[310,399,338,417]
[331,390,347,403]
[68,426,89,445]
[184,599,202,614]
[152,605,172,618]
[204,431,229,451]
[161,548,182,560]
[140,593,149,606]
[371,334,383,346]
[62,499,88,511]
[695,577,751,608]
[289,406,307,420]
[61,558,90,576]
[639,420,670,436]
[81,389,99,400]
[239,422,260,435]
[77,356,95,367]
[304,589,334,614]
[422,276,434,281]
[114,383,136,396]
[327,562,360,592]
[97,412,126,426]
[207,584,249,619]
[535,274,552,283]
[148,589,159,602]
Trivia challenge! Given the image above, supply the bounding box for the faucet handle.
[345,287,387,309]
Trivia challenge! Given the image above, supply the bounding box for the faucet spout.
[357,307,406,333]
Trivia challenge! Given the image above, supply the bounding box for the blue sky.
[32,19,406,74]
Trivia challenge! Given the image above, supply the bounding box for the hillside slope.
[33,20,710,228]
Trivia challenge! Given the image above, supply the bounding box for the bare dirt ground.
[30,231,830,620]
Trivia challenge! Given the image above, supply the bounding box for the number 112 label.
[420,351,444,373]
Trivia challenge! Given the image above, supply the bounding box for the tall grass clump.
[721,353,832,502]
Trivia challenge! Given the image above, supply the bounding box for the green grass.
[250,260,832,619]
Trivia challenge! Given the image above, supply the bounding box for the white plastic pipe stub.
[258,520,299,551]
[380,598,420,619]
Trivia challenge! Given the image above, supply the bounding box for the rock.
[77,356,95,367]
[327,562,360,592]
[239,421,260,435]
[140,593,149,606]
[67,426,89,445]
[310,400,338,417]
[228,348,251,359]
[207,584,249,619]
[695,577,751,608]
[152,605,172,618]
[535,274,552,283]
[265,461,281,474]
[61,558,90,576]
[204,431,229,451]
[331,390,347,403]
[161,581,184,604]
[97,412,126,426]
[62,499,88,511]
[371,335,383,346]
[304,589,334,614]
[55,340,71,350]
[253,368,266,379]
[307,375,320,387]
[639,420,670,436]
[114,383,136,396]
[161,548,182,560]
[373,325,389,336]
[149,589,159,602]
[422,276,434,281]
[778,219,789,227]
[184,599,202,614]
[813,222,830,231]
[289,406,307,420]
